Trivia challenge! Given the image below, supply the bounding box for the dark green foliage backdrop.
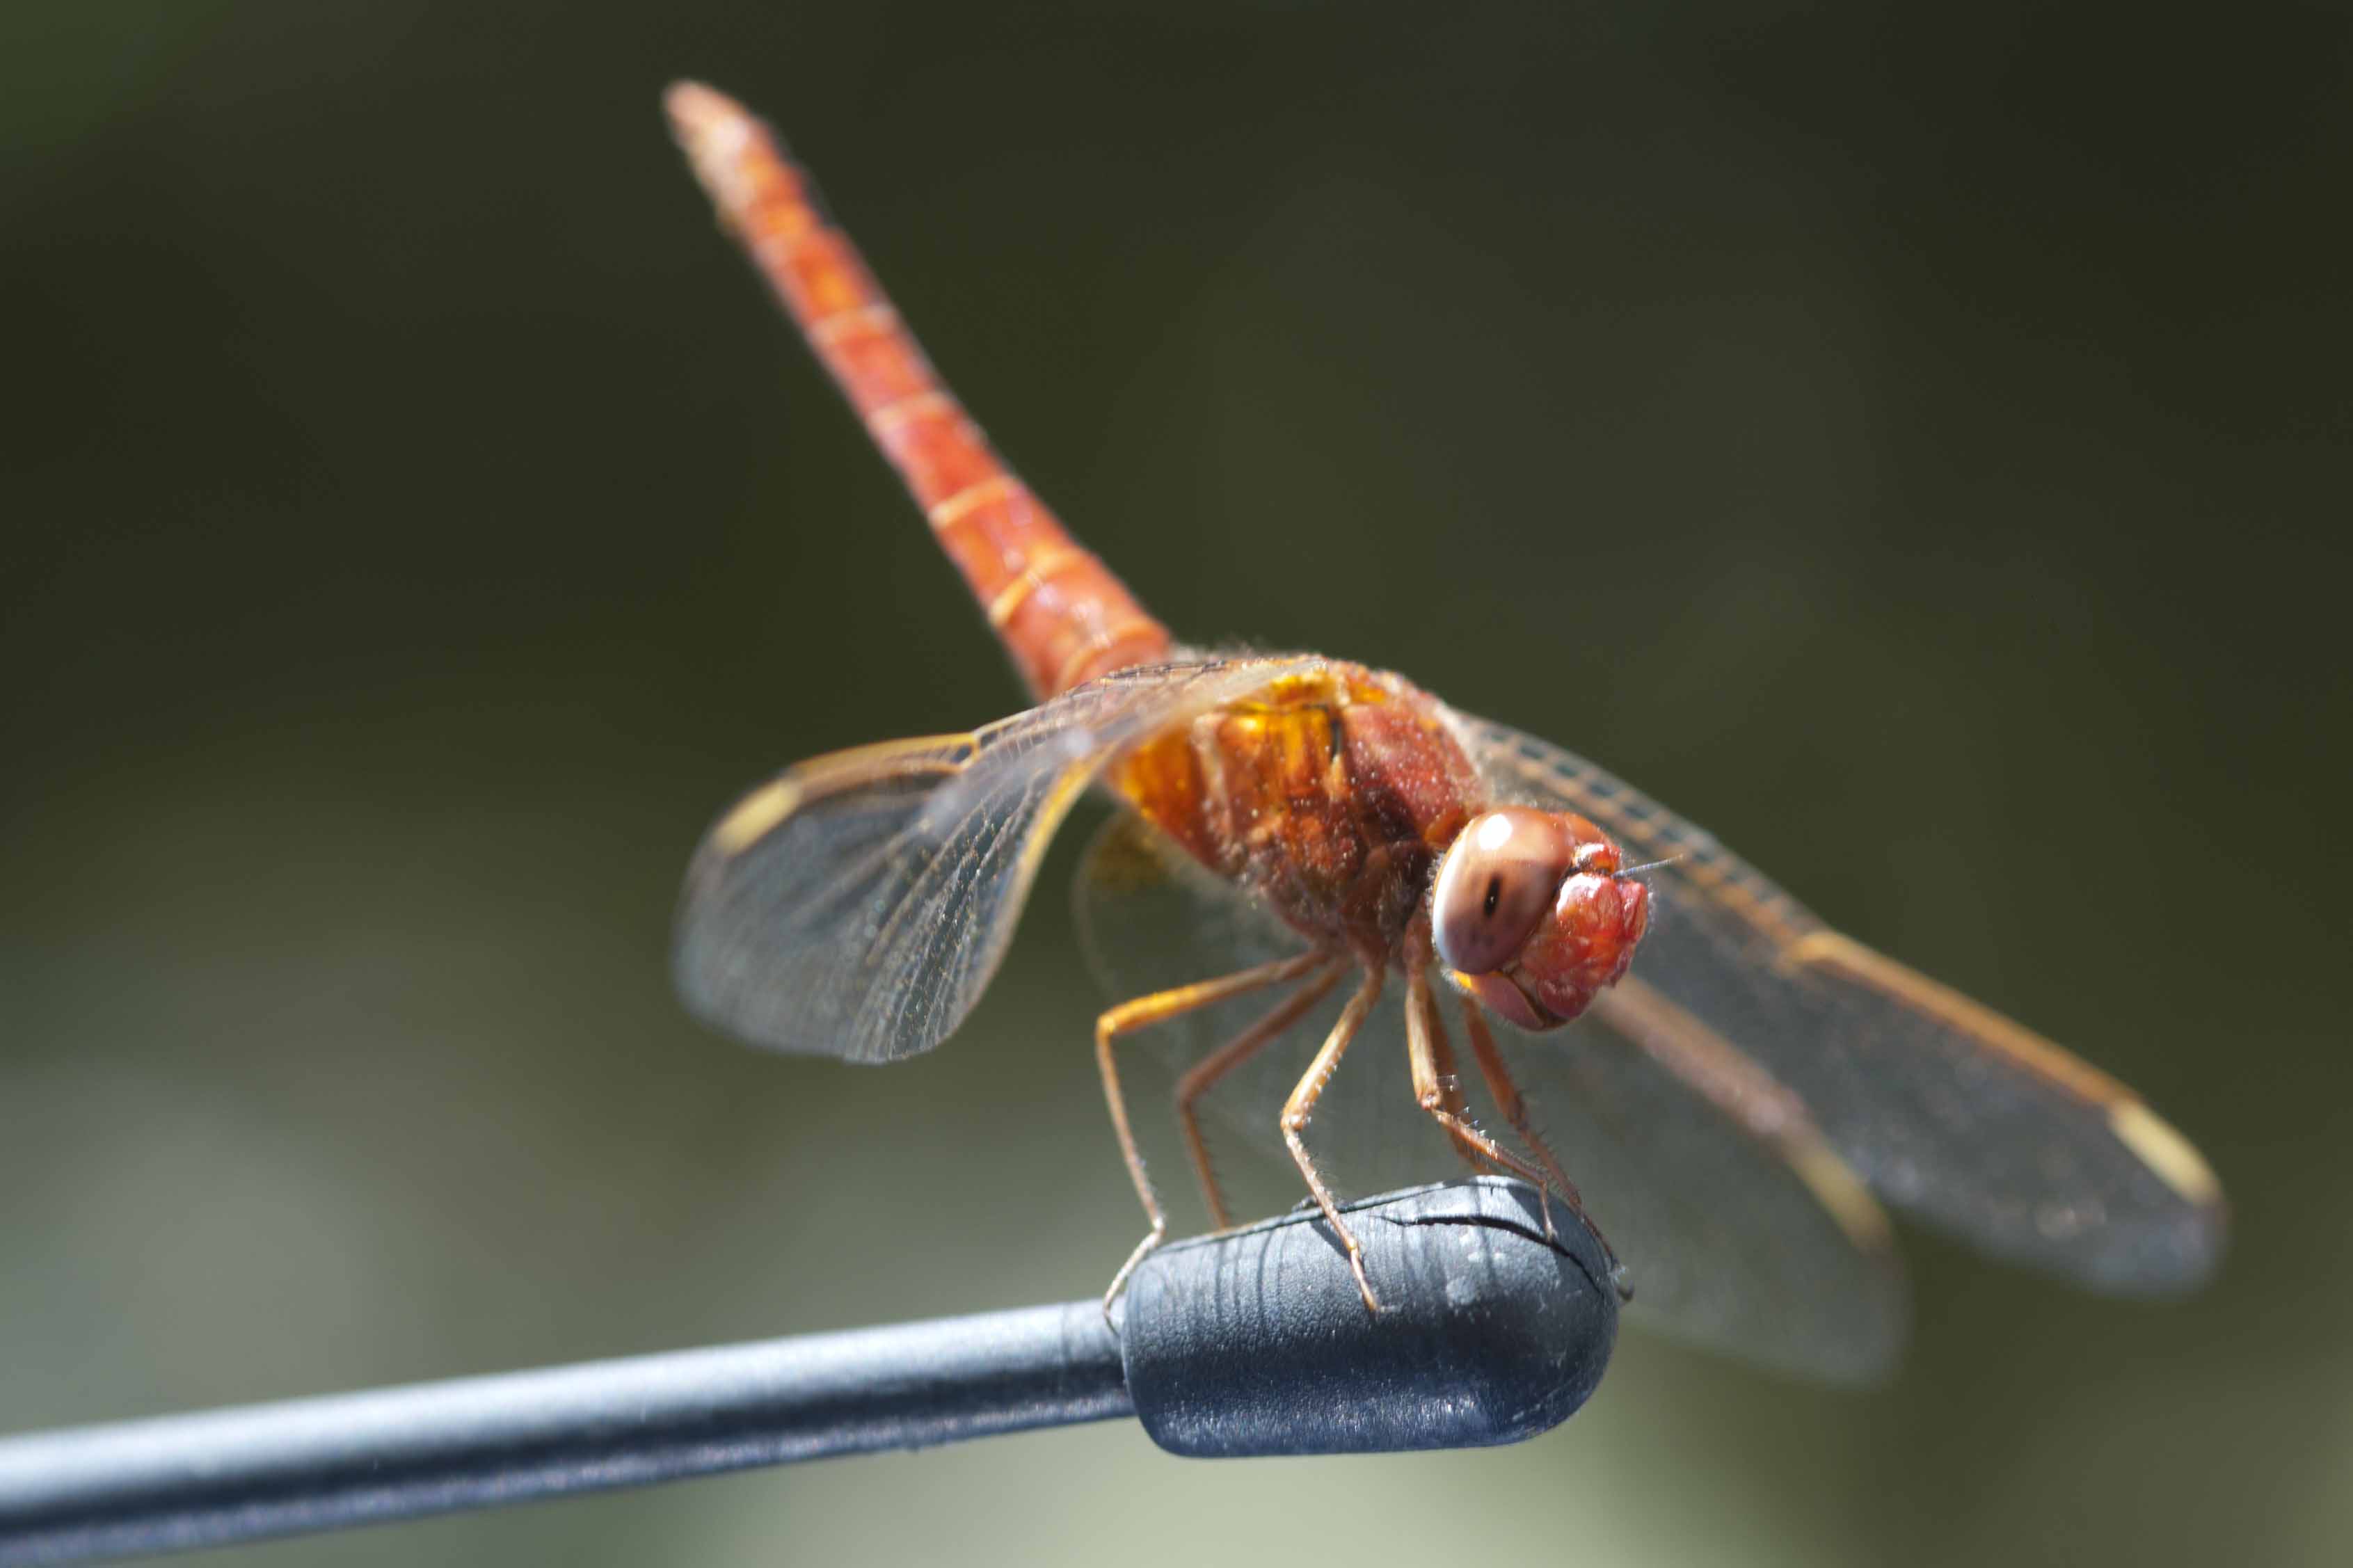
[3,3,2347,1563]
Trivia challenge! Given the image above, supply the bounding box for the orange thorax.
[1110,664,1484,959]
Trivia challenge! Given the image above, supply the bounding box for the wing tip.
[707,777,803,858]
[2108,1098,2230,1290]
[2109,1099,2224,1209]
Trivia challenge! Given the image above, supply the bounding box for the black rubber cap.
[1119,1176,1617,1457]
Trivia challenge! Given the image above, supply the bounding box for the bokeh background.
[5,3,2348,1564]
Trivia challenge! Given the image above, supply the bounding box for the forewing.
[675,655,1323,1062]
[1074,810,1907,1383]
[1454,709,2226,1293]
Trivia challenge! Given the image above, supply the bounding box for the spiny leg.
[1453,998,1557,1238]
[1460,997,1627,1290]
[1414,978,1508,1178]
[1175,961,1346,1231]
[1097,950,1331,1310]
[1280,966,1387,1312]
[1406,965,1585,1244]
[1460,999,1581,1209]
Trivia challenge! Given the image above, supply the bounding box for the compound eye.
[1430,808,1572,975]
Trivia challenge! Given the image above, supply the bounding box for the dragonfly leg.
[1460,998,1625,1285]
[1279,966,1389,1312]
[1096,950,1332,1313]
[1413,978,1508,1178]
[1174,961,1346,1231]
[1407,967,1611,1267]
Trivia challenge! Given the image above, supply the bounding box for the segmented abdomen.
[667,83,1171,700]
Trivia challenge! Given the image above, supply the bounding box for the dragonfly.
[661,81,2224,1382]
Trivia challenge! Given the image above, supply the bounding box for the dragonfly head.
[1431,806,1650,1031]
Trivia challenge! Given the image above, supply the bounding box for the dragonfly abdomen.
[665,83,1170,701]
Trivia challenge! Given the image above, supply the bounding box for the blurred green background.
[4,2,2347,1563]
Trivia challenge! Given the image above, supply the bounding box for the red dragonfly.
[662,83,2224,1380]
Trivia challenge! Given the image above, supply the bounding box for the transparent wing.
[1073,811,1908,1384]
[674,654,1325,1062]
[1071,811,1362,1174]
[1453,708,2226,1294]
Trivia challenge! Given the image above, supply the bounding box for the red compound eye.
[1431,809,1574,976]
[1436,810,1645,1031]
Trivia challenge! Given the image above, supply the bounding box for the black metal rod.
[0,1302,1129,1567]
[0,1178,1615,1565]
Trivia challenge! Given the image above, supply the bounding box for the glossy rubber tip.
[1118,1177,1617,1457]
